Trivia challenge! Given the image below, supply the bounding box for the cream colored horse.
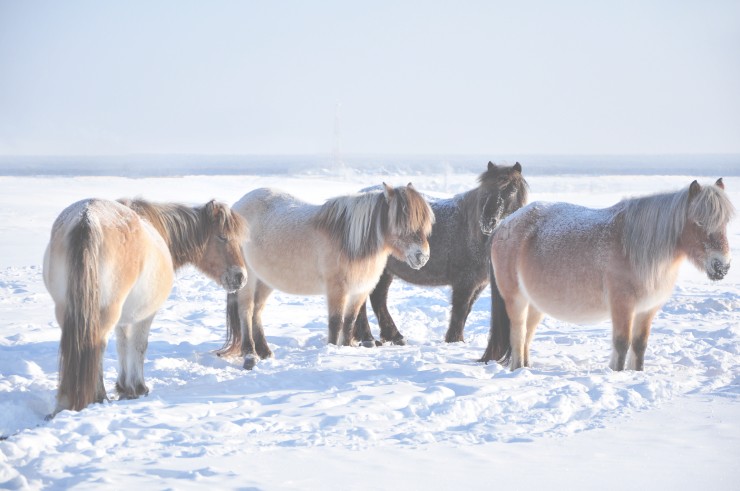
[44,198,247,414]
[481,179,734,371]
[218,183,435,369]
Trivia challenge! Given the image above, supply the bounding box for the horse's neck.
[152,205,204,270]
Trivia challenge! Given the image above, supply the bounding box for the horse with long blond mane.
[43,198,247,415]
[481,178,734,371]
[217,183,435,369]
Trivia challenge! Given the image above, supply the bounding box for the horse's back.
[233,188,330,294]
[493,201,620,323]
[44,199,174,317]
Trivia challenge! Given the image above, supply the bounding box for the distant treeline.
[0,154,737,177]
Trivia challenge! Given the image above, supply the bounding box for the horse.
[353,162,528,346]
[480,178,734,371]
[217,183,435,369]
[43,198,247,414]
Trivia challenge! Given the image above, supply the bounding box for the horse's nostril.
[713,260,729,273]
[234,271,245,285]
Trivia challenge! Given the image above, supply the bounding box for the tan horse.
[43,198,247,414]
[218,184,434,369]
[481,179,734,371]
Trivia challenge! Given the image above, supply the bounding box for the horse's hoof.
[134,383,149,397]
[256,348,274,359]
[361,339,376,348]
[243,356,257,370]
[391,335,406,346]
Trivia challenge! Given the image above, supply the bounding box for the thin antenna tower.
[332,102,344,169]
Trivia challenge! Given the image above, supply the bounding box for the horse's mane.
[121,198,244,269]
[313,185,434,260]
[622,183,734,285]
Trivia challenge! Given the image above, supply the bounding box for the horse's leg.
[92,303,126,404]
[445,282,485,343]
[130,315,154,397]
[115,315,153,400]
[115,323,133,398]
[523,305,543,367]
[368,271,405,345]
[326,288,347,346]
[507,296,530,370]
[341,294,371,347]
[251,280,274,360]
[354,304,379,348]
[628,307,659,371]
[609,299,635,371]
[238,280,259,369]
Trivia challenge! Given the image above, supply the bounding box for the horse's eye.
[217,234,227,242]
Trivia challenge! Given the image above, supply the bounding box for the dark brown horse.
[354,162,528,345]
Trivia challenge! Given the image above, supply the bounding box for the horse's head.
[477,162,529,235]
[681,179,734,281]
[384,183,435,269]
[199,200,248,292]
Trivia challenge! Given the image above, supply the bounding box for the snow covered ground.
[0,166,738,490]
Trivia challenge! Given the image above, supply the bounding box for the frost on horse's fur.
[218,183,435,369]
[43,198,247,414]
[354,161,529,345]
[482,178,734,372]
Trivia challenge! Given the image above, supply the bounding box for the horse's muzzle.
[708,259,730,281]
[223,268,248,292]
[407,251,430,270]
[480,219,495,236]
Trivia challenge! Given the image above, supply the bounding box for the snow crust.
[1,170,738,490]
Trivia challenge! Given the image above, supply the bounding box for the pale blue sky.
[1,0,738,156]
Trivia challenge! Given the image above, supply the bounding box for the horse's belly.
[520,274,611,325]
[245,247,325,295]
[253,264,326,295]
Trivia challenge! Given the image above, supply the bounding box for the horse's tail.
[58,209,104,412]
[217,292,242,356]
[479,255,512,365]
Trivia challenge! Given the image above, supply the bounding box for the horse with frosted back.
[217,183,434,369]
[43,198,247,414]
[353,162,528,345]
[480,179,734,371]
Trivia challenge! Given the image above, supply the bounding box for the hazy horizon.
[1,152,737,177]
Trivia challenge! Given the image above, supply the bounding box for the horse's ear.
[689,180,701,200]
[205,199,224,220]
[407,182,415,189]
[382,182,395,202]
[716,178,725,190]
[488,161,496,171]
[513,162,522,173]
